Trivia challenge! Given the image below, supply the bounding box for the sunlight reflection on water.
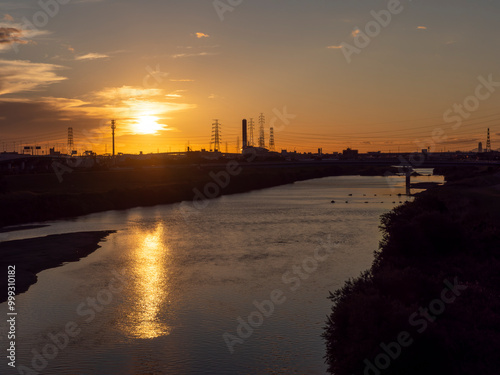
[119,224,173,339]
[0,174,445,374]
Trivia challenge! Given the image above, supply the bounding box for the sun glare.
[133,115,164,134]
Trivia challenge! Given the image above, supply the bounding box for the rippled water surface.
[1,174,443,374]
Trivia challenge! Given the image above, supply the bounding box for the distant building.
[478,142,483,153]
[49,148,61,156]
[243,146,269,156]
[342,148,358,159]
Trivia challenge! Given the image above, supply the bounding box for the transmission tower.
[258,113,265,148]
[248,118,255,146]
[211,119,221,152]
[111,119,116,156]
[269,126,275,151]
[67,127,74,154]
[486,128,491,152]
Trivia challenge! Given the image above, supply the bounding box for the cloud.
[327,45,343,49]
[351,28,361,38]
[63,44,75,53]
[417,26,427,30]
[3,14,14,22]
[169,78,194,82]
[75,52,109,61]
[82,85,196,134]
[0,97,98,142]
[0,59,66,96]
[0,21,49,52]
[195,32,210,38]
[172,52,216,58]
[0,85,197,143]
[0,27,27,51]
[165,90,186,99]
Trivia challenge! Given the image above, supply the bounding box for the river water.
[0,173,443,375]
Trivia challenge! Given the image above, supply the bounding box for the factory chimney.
[242,119,248,150]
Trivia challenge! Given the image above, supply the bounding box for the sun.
[133,115,164,134]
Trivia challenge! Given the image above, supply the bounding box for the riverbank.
[0,231,115,303]
[323,167,500,374]
[0,164,398,228]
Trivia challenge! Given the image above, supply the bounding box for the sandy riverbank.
[0,231,115,304]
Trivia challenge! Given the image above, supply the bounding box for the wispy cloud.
[0,85,196,140]
[351,28,360,38]
[3,14,14,22]
[195,32,210,39]
[75,52,109,61]
[0,21,49,52]
[327,45,343,49]
[172,52,216,59]
[63,44,75,53]
[165,90,186,99]
[169,78,194,82]
[81,85,196,134]
[0,59,66,96]
[417,26,427,30]
[0,27,26,51]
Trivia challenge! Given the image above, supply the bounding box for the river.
[0,173,443,374]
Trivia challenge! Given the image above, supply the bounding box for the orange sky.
[0,0,499,154]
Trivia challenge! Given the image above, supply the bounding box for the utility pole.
[269,126,275,151]
[486,128,491,152]
[211,119,221,152]
[67,127,74,155]
[111,119,116,157]
[248,118,255,147]
[258,113,265,148]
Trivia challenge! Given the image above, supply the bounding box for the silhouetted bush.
[324,173,500,375]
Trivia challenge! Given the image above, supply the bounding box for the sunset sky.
[1,0,499,154]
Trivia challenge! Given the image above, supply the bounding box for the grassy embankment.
[323,166,500,375]
[0,163,394,228]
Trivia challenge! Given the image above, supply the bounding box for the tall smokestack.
[242,119,248,150]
